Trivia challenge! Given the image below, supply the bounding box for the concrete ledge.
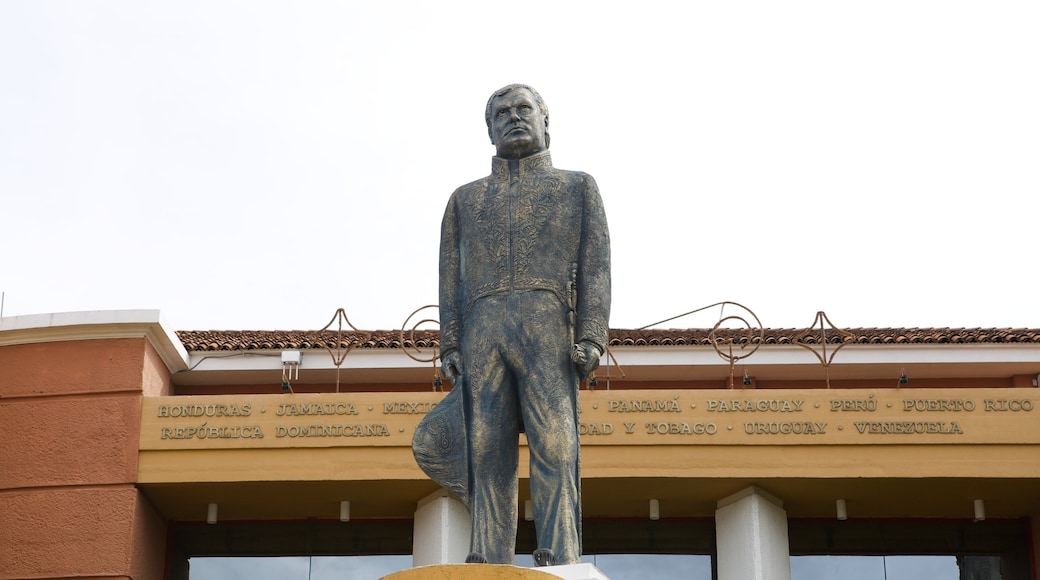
[380,564,558,579]
[381,564,610,580]
[0,309,188,373]
[545,563,611,579]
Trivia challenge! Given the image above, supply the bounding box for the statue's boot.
[532,548,556,567]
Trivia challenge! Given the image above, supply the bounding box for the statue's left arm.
[438,190,464,386]
[574,174,611,358]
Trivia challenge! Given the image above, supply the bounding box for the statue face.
[488,88,548,159]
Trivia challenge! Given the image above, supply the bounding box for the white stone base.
[411,490,471,566]
[379,563,610,580]
[541,563,611,580]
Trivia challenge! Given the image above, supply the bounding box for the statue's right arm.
[438,191,464,386]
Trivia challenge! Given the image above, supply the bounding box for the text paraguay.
[708,399,803,413]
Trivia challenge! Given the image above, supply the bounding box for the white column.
[411,489,471,566]
[715,486,791,580]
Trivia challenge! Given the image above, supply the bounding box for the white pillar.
[715,486,791,580]
[411,489,471,566]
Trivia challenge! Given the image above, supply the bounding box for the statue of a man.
[414,84,610,566]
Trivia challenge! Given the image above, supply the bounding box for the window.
[789,519,1030,580]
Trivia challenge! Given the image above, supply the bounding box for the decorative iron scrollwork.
[399,305,443,390]
[792,311,854,388]
[318,308,371,393]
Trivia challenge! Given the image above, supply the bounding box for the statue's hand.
[571,341,603,381]
[440,350,464,386]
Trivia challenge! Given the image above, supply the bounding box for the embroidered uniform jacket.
[438,150,611,357]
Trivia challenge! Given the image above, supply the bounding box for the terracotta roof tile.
[175,328,1040,352]
[175,329,440,352]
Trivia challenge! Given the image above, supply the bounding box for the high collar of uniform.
[491,150,553,179]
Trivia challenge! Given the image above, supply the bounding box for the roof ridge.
[175,328,1040,351]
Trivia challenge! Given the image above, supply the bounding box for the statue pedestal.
[544,563,611,579]
[380,563,610,580]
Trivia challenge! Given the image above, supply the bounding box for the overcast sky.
[2,1,1038,333]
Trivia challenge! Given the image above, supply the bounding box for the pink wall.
[0,338,171,580]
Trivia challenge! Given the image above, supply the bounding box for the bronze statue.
[413,84,610,567]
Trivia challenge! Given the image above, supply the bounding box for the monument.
[412,84,611,567]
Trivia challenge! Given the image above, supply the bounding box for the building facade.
[2,310,1040,579]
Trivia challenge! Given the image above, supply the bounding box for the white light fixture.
[282,350,301,393]
[206,503,218,525]
[649,499,660,521]
[524,500,534,522]
[973,499,985,522]
[340,500,351,522]
[835,499,848,521]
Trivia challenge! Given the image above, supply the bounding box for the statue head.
[485,84,550,159]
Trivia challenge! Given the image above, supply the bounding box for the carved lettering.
[275,402,359,416]
[383,401,437,414]
[742,422,826,435]
[707,399,804,413]
[901,399,975,412]
[984,399,1034,412]
[160,424,264,439]
[830,398,877,412]
[275,424,390,437]
[157,403,252,418]
[578,423,614,436]
[853,421,964,434]
[644,422,717,435]
[609,398,682,413]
